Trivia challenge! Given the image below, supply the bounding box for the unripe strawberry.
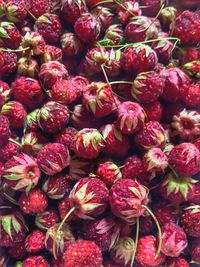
[116,1,141,25]
[17,57,39,78]
[61,33,82,57]
[35,210,59,231]
[0,21,21,49]
[21,32,46,56]
[0,80,11,107]
[21,132,46,156]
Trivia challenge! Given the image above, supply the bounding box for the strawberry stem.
[130,217,139,267]
[0,46,30,53]
[109,81,133,86]
[24,6,37,20]
[53,206,76,259]
[0,206,12,209]
[9,138,21,147]
[113,0,136,17]
[142,205,162,258]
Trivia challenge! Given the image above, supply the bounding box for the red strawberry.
[0,115,11,148]
[132,71,164,103]
[11,77,45,111]
[8,241,27,259]
[110,179,149,224]
[37,143,70,175]
[181,205,200,237]
[19,188,48,215]
[71,128,104,159]
[116,1,141,25]
[0,80,11,107]
[0,21,21,49]
[24,109,40,133]
[4,0,27,23]
[183,82,200,108]
[37,101,70,133]
[34,13,62,44]
[165,257,189,267]
[140,0,164,17]
[169,143,200,176]
[82,217,120,251]
[42,45,62,63]
[54,127,77,149]
[92,6,113,32]
[190,238,200,263]
[69,156,95,181]
[21,32,46,56]
[22,256,50,267]
[142,101,163,122]
[35,210,59,231]
[25,230,45,253]
[161,222,188,257]
[17,57,39,78]
[64,240,103,267]
[179,47,200,65]
[0,51,17,79]
[121,45,158,75]
[183,60,200,79]
[58,197,78,221]
[104,24,125,46]
[188,181,200,204]
[43,173,73,199]
[21,132,46,156]
[26,0,52,18]
[61,32,82,57]
[136,235,166,266]
[100,124,131,158]
[0,140,20,163]
[173,10,200,46]
[74,13,101,44]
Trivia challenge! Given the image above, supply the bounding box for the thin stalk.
[0,206,12,209]
[0,47,30,53]
[3,192,19,206]
[130,217,139,267]
[113,0,136,17]
[9,138,21,147]
[24,6,37,20]
[109,81,133,86]
[92,0,114,8]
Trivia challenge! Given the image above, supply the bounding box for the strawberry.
[54,127,77,149]
[105,49,121,77]
[161,222,188,257]
[61,32,82,57]
[21,32,46,56]
[116,1,141,25]
[35,210,59,231]
[8,241,27,259]
[17,57,39,78]
[159,6,177,28]
[19,188,48,215]
[21,132,46,156]
[34,13,62,44]
[64,240,103,267]
[0,21,21,49]
[58,197,78,221]
[0,80,11,107]
[183,60,200,79]
[173,10,200,46]
[136,235,166,266]
[43,173,73,199]
[0,114,11,148]
[190,238,200,263]
[179,47,200,65]
[1,101,27,129]
[4,0,27,23]
[169,143,200,176]
[11,77,45,111]
[0,140,20,163]
[0,51,17,79]
[132,71,164,103]
[42,45,62,63]
[25,230,45,253]
[142,101,163,122]
[92,6,113,32]
[37,101,70,133]
[69,156,95,181]
[100,124,131,158]
[110,237,135,266]
[71,128,104,159]
[104,24,125,46]
[0,161,4,179]
[110,179,149,224]
[26,0,52,18]
[74,13,101,44]
[165,257,189,267]
[134,121,167,151]
[37,143,70,175]
[121,45,158,75]
[23,109,40,133]
[140,0,164,17]
[183,82,200,108]
[181,205,200,237]
[82,217,120,251]
[22,256,50,267]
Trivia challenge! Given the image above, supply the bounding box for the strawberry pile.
[0,0,200,266]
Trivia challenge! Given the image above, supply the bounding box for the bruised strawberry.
[0,51,17,79]
[21,31,46,56]
[0,21,21,49]
[35,210,59,231]
[0,115,11,148]
[116,1,141,25]
[0,80,11,107]
[181,205,200,237]
[17,57,39,78]
[142,101,163,122]
[61,32,82,57]
[25,230,45,253]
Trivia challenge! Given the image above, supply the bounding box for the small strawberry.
[159,6,177,28]
[165,257,189,267]
[183,82,200,108]
[140,0,164,17]
[21,31,46,56]
[19,188,48,215]
[104,24,125,46]
[179,47,200,65]
[54,127,77,149]
[41,45,62,63]
[35,210,59,231]
[17,57,39,78]
[37,101,70,133]
[183,60,200,79]
[0,51,17,79]
[58,197,78,221]
[4,0,27,23]
[69,156,95,181]
[142,101,163,122]
[25,230,45,253]
[26,0,52,18]
[61,32,82,57]
[0,115,11,148]
[190,238,200,263]
[37,143,70,175]
[116,1,141,25]
[23,109,40,133]
[105,49,121,77]
[22,256,50,267]
[64,240,103,267]
[136,235,166,267]
[0,21,21,49]
[92,6,113,32]
[140,214,155,234]
[181,205,200,237]
[0,80,11,107]
[21,131,46,156]
[8,242,27,259]
[0,140,20,163]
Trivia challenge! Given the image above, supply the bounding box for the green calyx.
[0,214,22,240]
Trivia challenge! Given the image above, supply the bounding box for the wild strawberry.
[0,51,17,79]
[136,235,166,266]
[0,140,20,163]
[74,13,101,44]
[110,179,149,224]
[17,57,39,78]
[23,109,40,133]
[39,61,69,90]
[8,241,27,259]
[37,101,70,134]
[181,205,200,237]
[82,217,120,251]
[11,77,45,111]
[0,208,28,247]
[142,101,163,122]
[26,0,52,18]
[0,161,4,179]
[92,6,113,32]
[183,83,200,108]
[0,115,11,148]
[45,223,75,257]
[190,238,200,263]
[0,21,21,49]
[169,143,200,176]
[183,60,200,79]
[54,127,77,149]
[64,240,103,267]
[110,237,136,266]
[116,1,141,25]
[104,24,125,45]
[0,80,11,106]
[179,47,200,65]
[140,0,164,17]
[4,0,27,23]
[34,13,62,44]
[19,188,48,215]
[1,101,27,129]
[105,49,121,77]
[100,124,131,158]
[188,181,200,204]
[25,230,45,253]
[172,11,200,46]
[37,143,70,175]
[41,45,62,63]
[21,32,46,56]
[165,257,189,267]
[61,32,82,57]
[121,45,158,75]
[71,128,104,159]
[58,197,78,221]
[35,210,59,231]
[22,256,50,267]
[134,121,167,151]
[160,172,198,205]
[132,71,164,103]
[69,156,95,181]
[21,132,46,156]
[161,222,188,257]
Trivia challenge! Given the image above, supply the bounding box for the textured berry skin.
[61,32,82,56]
[64,240,103,267]
[104,24,124,46]
[92,6,113,32]
[0,115,11,148]
[74,13,101,44]
[37,143,70,175]
[25,230,45,253]
[116,1,141,25]
[190,238,200,263]
[38,101,70,133]
[70,177,109,219]
[17,57,39,78]
[0,51,17,79]
[19,188,48,215]
[4,0,28,23]
[0,80,11,107]
[61,0,88,24]
[0,139,19,163]
[35,210,59,231]
[8,241,27,259]
[165,257,189,267]
[26,0,52,18]
[140,0,164,17]
[110,179,149,224]
[54,127,77,149]
[42,45,62,63]
[24,109,40,133]
[173,10,200,46]
[183,82,200,108]
[58,197,78,221]
[21,32,46,56]
[22,256,50,267]
[0,21,21,49]
[121,45,158,75]
[181,205,200,237]
[169,143,200,176]
[136,235,166,267]
[142,101,163,122]
[11,77,45,111]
